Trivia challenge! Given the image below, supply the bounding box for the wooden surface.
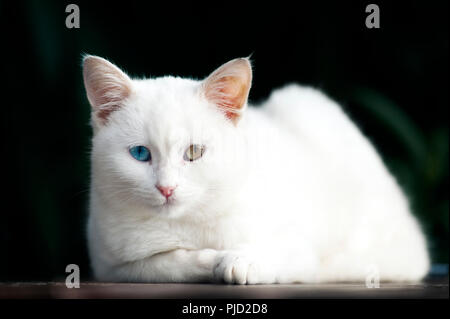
[0,276,448,299]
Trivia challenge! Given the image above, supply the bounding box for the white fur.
[84,56,429,284]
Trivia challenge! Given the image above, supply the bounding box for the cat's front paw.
[213,252,273,285]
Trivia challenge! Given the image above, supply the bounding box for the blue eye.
[129,146,151,162]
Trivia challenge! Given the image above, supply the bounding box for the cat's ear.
[202,58,252,124]
[82,55,132,127]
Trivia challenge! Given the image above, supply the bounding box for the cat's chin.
[155,203,187,218]
[149,198,183,215]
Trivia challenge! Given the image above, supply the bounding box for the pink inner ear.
[91,81,130,122]
[83,56,132,124]
[96,104,121,122]
[213,76,249,121]
[203,58,252,123]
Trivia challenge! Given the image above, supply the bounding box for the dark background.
[1,1,448,281]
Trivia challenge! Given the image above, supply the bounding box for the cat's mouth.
[157,196,177,208]
[147,191,181,210]
[163,198,175,206]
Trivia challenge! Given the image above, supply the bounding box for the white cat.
[83,56,429,284]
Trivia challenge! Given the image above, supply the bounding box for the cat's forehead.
[133,76,199,104]
[125,76,220,141]
[132,77,201,121]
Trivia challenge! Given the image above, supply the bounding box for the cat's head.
[83,56,252,218]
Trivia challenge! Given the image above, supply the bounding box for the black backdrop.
[1,0,448,281]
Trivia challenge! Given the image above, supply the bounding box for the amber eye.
[184,144,205,162]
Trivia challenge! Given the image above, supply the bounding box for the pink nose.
[156,185,176,198]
